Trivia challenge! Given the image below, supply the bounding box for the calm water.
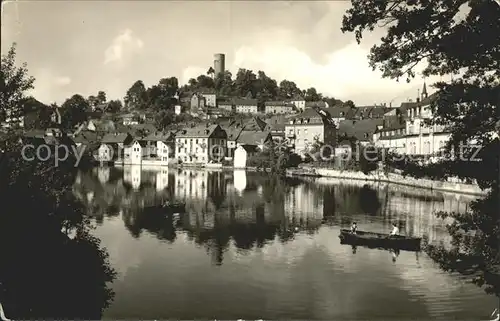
[74,166,498,320]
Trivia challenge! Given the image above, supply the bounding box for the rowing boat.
[339,229,421,251]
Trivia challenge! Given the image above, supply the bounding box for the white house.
[123,140,146,165]
[98,144,115,162]
[175,124,227,164]
[174,105,182,115]
[234,99,259,114]
[233,145,248,168]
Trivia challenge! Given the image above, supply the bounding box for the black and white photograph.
[1,0,499,320]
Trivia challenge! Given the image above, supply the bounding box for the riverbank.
[286,167,486,196]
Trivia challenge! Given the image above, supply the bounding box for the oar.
[491,308,499,321]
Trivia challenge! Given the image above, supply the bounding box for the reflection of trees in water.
[0,143,116,319]
[359,185,382,215]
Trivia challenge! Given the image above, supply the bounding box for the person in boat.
[350,222,358,234]
[389,222,399,237]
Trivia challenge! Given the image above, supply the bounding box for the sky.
[1,1,436,106]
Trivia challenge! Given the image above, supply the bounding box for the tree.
[0,43,35,123]
[106,99,122,113]
[96,91,106,104]
[344,100,355,108]
[0,44,116,319]
[214,71,233,96]
[124,80,148,110]
[234,68,257,97]
[195,75,215,89]
[207,67,215,79]
[158,77,179,98]
[278,80,301,99]
[61,94,89,129]
[342,0,500,296]
[254,71,279,101]
[154,109,175,130]
[304,87,322,102]
[87,95,98,110]
[324,96,343,107]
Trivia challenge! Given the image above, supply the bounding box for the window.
[304,129,308,135]
[297,129,301,135]
[196,139,198,144]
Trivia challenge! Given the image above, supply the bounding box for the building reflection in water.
[233,169,246,195]
[73,168,475,265]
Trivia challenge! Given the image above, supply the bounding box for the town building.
[199,89,217,108]
[222,125,244,160]
[123,140,146,165]
[289,95,306,112]
[190,93,206,115]
[236,131,273,151]
[264,114,291,142]
[373,84,451,157]
[141,131,175,165]
[337,118,384,146]
[217,99,234,112]
[118,113,139,126]
[234,99,259,114]
[264,101,296,114]
[98,133,134,162]
[285,107,337,156]
[175,124,227,164]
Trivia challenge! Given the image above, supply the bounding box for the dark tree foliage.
[61,94,90,129]
[0,43,35,123]
[342,0,500,296]
[0,43,116,319]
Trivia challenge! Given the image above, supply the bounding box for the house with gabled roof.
[222,125,244,160]
[98,132,134,162]
[140,131,176,165]
[175,124,227,164]
[337,118,384,146]
[122,139,147,165]
[285,107,337,156]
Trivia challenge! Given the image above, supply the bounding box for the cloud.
[230,30,432,104]
[29,69,73,103]
[54,76,71,86]
[104,29,144,65]
[181,66,207,84]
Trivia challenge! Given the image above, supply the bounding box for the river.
[73,166,498,320]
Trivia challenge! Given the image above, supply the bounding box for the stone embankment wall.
[286,167,486,196]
